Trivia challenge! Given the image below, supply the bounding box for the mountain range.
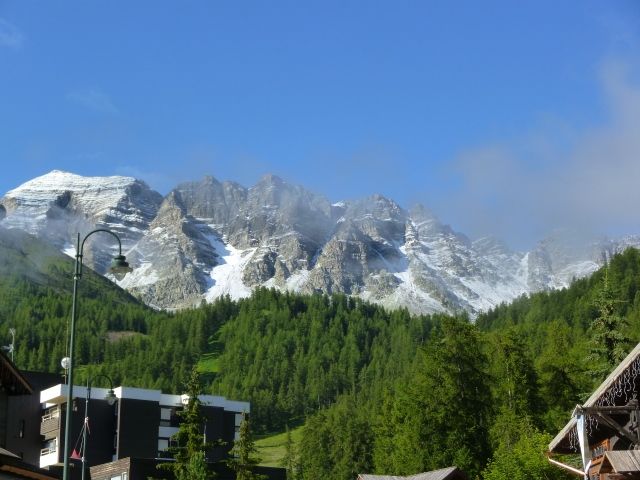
[1,170,638,316]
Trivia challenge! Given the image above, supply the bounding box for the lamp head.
[109,255,133,281]
[105,388,117,406]
[61,357,71,370]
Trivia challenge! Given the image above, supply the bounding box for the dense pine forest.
[3,226,640,479]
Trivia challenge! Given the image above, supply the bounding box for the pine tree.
[586,269,631,382]
[482,416,572,480]
[228,412,264,480]
[490,329,541,425]
[373,317,492,478]
[281,426,300,480]
[298,394,373,480]
[159,368,214,479]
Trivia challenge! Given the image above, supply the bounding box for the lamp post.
[62,229,132,480]
[82,374,117,480]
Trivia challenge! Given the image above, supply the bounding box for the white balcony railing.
[39,446,59,468]
[41,409,60,422]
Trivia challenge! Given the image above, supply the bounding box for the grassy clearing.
[197,353,220,373]
[105,330,145,343]
[255,424,304,467]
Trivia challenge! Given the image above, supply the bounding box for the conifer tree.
[373,317,492,478]
[228,412,264,480]
[159,368,214,479]
[482,416,572,480]
[586,269,631,382]
[298,394,373,480]
[490,328,541,429]
[281,426,300,480]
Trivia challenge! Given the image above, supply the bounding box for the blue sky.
[1,1,639,248]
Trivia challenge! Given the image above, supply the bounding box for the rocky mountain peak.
[2,170,638,316]
[1,170,162,250]
[173,176,247,227]
[256,173,285,188]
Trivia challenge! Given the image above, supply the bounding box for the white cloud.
[0,18,24,48]
[442,59,640,248]
[67,88,119,114]
[114,166,175,194]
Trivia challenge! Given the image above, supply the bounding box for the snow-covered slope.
[1,170,638,315]
[1,170,162,270]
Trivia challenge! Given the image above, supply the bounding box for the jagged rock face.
[173,176,247,228]
[227,174,332,250]
[2,169,640,316]
[119,192,219,309]
[305,195,406,295]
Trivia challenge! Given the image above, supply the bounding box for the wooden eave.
[0,349,32,395]
[0,448,59,479]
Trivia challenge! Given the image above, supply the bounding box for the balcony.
[40,445,59,468]
[40,409,60,437]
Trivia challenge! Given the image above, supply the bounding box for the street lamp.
[81,374,117,480]
[62,229,132,480]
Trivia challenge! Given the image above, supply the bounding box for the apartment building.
[38,383,248,474]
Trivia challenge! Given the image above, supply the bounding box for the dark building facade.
[4,371,62,466]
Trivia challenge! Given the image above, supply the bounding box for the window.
[158,438,169,452]
[160,407,172,426]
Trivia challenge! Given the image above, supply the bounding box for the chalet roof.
[0,349,32,396]
[0,445,59,479]
[358,466,467,480]
[549,342,640,453]
[598,450,640,474]
[0,447,19,458]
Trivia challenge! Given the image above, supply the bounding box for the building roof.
[598,450,640,474]
[0,349,32,395]
[40,383,249,412]
[0,447,19,458]
[358,466,467,480]
[549,342,640,453]
[0,446,59,479]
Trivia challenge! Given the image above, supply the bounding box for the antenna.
[2,328,15,362]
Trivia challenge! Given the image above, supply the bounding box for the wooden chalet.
[549,342,640,479]
[357,466,468,480]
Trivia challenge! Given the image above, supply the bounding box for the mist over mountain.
[1,169,638,316]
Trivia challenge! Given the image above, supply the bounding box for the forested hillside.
[3,226,640,479]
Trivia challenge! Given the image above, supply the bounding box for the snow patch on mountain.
[204,231,254,301]
[118,261,159,288]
